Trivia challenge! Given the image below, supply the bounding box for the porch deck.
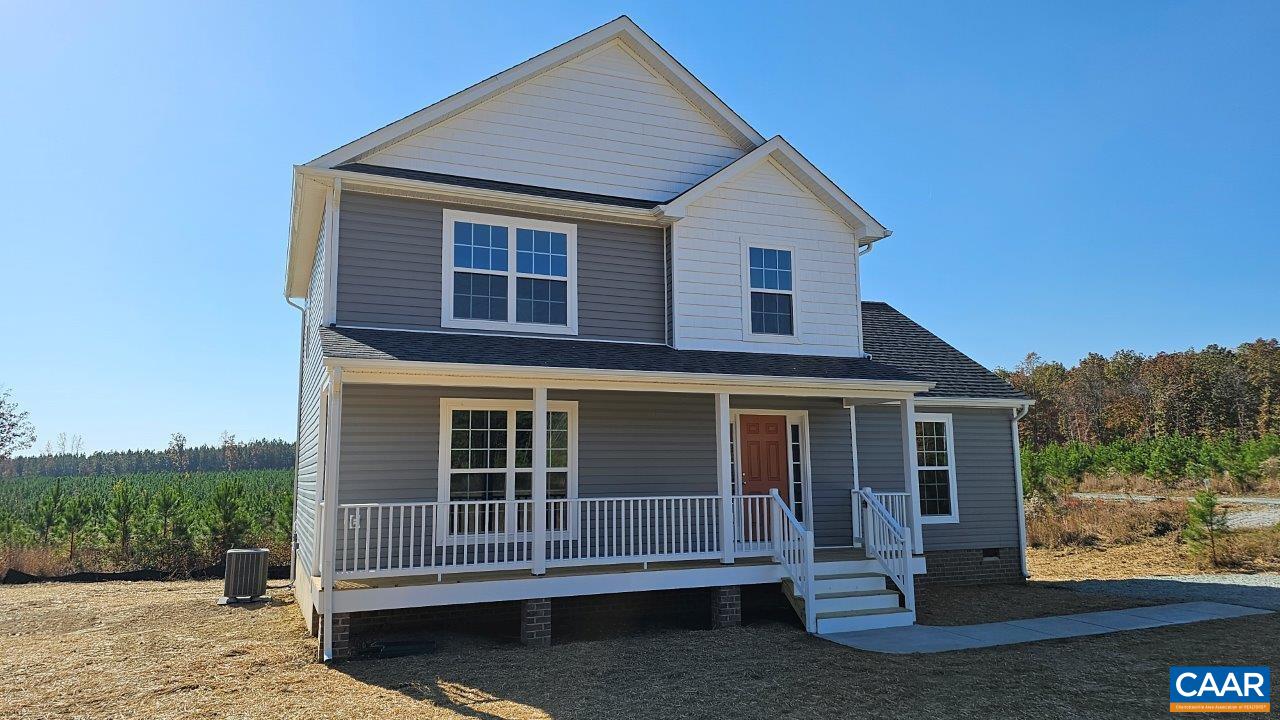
[335,547,868,591]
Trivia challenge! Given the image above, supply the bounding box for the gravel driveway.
[1055,573,1280,611]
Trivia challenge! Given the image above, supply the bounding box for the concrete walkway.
[824,601,1272,654]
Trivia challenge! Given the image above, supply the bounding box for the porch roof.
[319,326,922,383]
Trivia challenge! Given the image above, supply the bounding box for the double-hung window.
[915,413,959,523]
[443,209,577,334]
[439,399,577,538]
[747,246,795,336]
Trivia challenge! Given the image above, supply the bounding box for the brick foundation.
[317,586,749,658]
[711,585,742,628]
[915,547,1023,592]
[321,612,352,661]
[520,598,552,647]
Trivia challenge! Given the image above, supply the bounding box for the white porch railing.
[855,487,915,612]
[335,493,795,579]
[850,489,910,546]
[544,496,722,567]
[769,489,815,632]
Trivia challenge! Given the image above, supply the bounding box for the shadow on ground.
[1049,575,1280,610]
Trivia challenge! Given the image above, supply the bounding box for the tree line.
[997,339,1280,447]
[998,340,1280,494]
[2,433,295,479]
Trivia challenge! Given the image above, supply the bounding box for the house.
[284,16,1030,661]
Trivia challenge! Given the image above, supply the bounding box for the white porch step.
[810,572,887,595]
[812,589,901,614]
[816,606,915,634]
[811,559,882,575]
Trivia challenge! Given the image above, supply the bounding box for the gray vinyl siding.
[294,214,327,577]
[337,387,718,503]
[335,192,667,343]
[853,405,1021,551]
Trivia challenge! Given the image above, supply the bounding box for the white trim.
[333,323,665,347]
[714,393,734,564]
[740,241,800,343]
[441,208,579,335]
[729,409,813,529]
[914,412,960,525]
[849,405,861,493]
[660,136,888,240]
[306,17,762,170]
[322,181,342,326]
[435,397,579,543]
[912,397,1035,409]
[1011,405,1030,578]
[328,356,935,398]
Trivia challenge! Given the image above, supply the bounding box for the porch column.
[900,396,924,551]
[715,392,735,564]
[531,387,548,576]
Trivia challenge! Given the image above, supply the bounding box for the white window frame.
[442,209,579,335]
[436,398,579,543]
[740,241,800,343]
[915,412,959,524]
[729,409,813,528]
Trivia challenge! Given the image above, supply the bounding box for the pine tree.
[1182,489,1230,566]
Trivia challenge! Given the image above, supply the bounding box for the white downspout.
[1011,403,1031,578]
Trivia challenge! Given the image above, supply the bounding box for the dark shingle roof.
[319,303,1024,400]
[860,301,1026,399]
[320,326,921,384]
[334,164,663,209]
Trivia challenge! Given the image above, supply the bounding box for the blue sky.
[2,1,1277,453]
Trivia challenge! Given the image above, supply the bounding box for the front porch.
[309,366,934,658]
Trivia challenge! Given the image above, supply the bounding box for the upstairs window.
[747,247,794,336]
[443,210,577,334]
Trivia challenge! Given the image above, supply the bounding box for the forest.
[999,339,1280,497]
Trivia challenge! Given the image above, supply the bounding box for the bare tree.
[220,431,239,472]
[166,433,189,475]
[0,386,36,460]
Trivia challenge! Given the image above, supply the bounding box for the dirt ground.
[1029,533,1280,580]
[3,579,1276,720]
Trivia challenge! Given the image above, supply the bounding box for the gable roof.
[306,16,765,170]
[860,301,1027,400]
[660,136,889,242]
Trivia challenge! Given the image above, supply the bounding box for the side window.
[915,413,958,523]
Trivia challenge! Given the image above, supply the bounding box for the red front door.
[739,414,789,501]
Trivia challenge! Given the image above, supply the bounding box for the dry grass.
[1030,531,1280,580]
[4,579,1278,719]
[1076,468,1280,497]
[1026,497,1185,549]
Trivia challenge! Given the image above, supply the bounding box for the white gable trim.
[659,136,890,242]
[306,16,764,170]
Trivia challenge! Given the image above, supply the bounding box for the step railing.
[770,489,816,632]
[850,489,911,546]
[855,487,915,612]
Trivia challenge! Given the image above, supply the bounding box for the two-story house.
[285,17,1030,661]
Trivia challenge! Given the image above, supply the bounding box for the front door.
[738,414,789,502]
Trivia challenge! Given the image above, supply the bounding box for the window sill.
[742,331,802,344]
[443,317,578,336]
[919,515,960,525]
